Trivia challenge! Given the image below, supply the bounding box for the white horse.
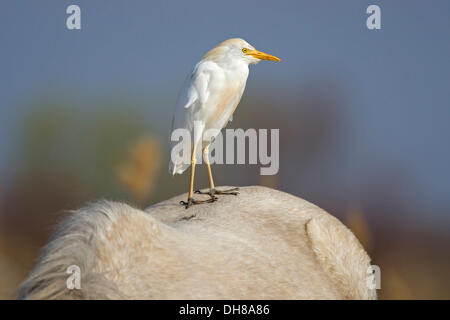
[18,186,376,300]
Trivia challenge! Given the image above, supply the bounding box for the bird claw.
[195,187,240,197]
[213,187,240,196]
[185,188,239,208]
[180,197,216,209]
[194,190,219,201]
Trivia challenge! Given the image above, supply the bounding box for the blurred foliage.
[345,207,373,252]
[116,136,162,204]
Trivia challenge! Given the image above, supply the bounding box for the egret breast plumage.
[169,38,280,208]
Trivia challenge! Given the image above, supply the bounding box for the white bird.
[169,38,280,208]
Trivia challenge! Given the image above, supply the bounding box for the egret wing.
[170,61,217,133]
[169,61,217,175]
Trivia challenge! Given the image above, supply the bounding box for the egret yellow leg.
[204,146,215,190]
[195,145,239,198]
[180,145,216,208]
[188,146,196,199]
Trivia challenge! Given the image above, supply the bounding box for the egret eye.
[242,48,248,53]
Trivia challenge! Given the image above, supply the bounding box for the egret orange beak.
[246,49,281,62]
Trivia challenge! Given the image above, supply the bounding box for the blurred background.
[1,0,449,299]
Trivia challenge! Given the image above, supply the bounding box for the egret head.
[203,38,280,66]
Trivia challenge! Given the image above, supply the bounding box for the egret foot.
[193,190,219,201]
[180,197,215,209]
[195,187,240,198]
[213,187,240,195]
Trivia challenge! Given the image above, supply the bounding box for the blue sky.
[1,0,450,217]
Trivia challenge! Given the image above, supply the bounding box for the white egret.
[169,38,280,208]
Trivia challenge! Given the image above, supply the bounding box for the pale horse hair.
[18,186,377,299]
